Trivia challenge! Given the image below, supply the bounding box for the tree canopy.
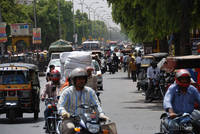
[1,0,110,49]
[107,0,200,55]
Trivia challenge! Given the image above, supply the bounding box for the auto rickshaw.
[0,63,40,121]
[137,53,168,91]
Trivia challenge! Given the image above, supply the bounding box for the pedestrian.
[128,56,137,82]
[136,53,142,78]
[127,54,132,78]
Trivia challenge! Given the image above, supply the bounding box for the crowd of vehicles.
[1,37,200,134]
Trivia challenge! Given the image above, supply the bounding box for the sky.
[67,0,120,30]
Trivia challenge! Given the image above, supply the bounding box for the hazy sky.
[67,0,120,29]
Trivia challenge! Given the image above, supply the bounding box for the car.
[46,59,61,74]
[91,59,103,90]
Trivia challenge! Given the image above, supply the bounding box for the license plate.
[6,97,18,101]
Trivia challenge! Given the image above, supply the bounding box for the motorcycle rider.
[57,67,109,134]
[163,69,200,132]
[41,70,59,130]
[85,66,98,91]
[46,64,55,82]
[145,60,160,102]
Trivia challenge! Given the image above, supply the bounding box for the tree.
[107,0,200,55]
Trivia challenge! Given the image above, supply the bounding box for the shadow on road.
[0,117,44,124]
[122,99,163,111]
[107,76,131,80]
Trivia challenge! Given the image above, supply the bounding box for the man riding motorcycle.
[85,66,98,91]
[57,67,109,134]
[145,60,160,102]
[163,69,200,132]
[41,69,60,130]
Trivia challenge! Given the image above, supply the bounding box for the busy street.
[1,0,200,134]
[0,71,163,134]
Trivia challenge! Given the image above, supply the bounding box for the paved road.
[0,71,164,134]
[101,71,163,134]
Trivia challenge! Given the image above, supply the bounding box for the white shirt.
[147,66,160,80]
[136,56,142,64]
[58,86,102,115]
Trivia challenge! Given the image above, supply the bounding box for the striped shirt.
[58,85,103,115]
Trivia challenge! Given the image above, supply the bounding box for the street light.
[79,0,85,39]
[77,1,99,38]
[91,6,104,39]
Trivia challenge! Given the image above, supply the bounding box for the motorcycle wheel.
[47,118,57,134]
[34,112,39,120]
[160,122,163,133]
[8,110,16,122]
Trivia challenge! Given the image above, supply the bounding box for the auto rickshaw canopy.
[0,63,38,71]
[159,55,200,73]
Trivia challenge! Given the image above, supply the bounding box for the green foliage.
[107,0,200,43]
[1,0,109,48]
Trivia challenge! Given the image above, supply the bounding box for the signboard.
[144,47,152,54]
[11,23,32,36]
[32,28,41,44]
[0,22,7,43]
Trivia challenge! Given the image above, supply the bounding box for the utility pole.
[33,0,39,65]
[72,0,76,46]
[80,0,85,40]
[33,0,37,28]
[0,6,3,55]
[58,0,61,39]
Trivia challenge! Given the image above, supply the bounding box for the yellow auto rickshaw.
[0,63,40,121]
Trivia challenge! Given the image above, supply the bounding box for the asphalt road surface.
[0,70,164,134]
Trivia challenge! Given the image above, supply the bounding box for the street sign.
[0,22,7,43]
[11,23,32,36]
[32,28,41,44]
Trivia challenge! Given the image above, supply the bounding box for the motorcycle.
[57,104,109,134]
[44,98,59,134]
[160,112,200,134]
[145,77,163,102]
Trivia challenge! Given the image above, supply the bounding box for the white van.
[82,40,101,51]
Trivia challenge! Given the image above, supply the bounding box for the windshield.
[141,58,153,65]
[0,71,28,84]
[50,60,61,67]
[83,43,100,50]
[51,53,60,59]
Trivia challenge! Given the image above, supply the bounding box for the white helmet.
[70,67,88,81]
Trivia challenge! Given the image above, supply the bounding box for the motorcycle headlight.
[86,123,100,133]
[183,125,193,131]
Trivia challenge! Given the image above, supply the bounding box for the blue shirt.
[163,84,200,114]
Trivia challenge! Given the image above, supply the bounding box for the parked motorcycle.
[57,104,109,134]
[44,98,59,134]
[145,77,163,102]
[160,112,200,134]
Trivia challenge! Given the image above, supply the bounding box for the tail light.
[47,104,52,109]
[8,91,16,96]
[0,91,4,97]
